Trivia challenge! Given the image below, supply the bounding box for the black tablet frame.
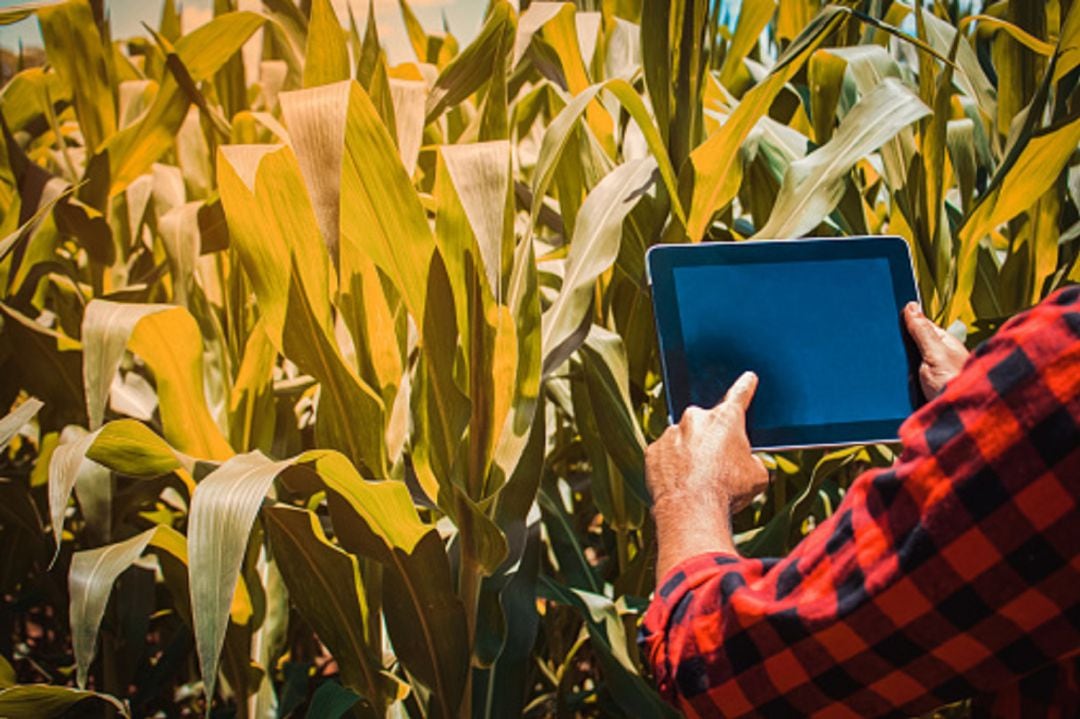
[647,236,924,450]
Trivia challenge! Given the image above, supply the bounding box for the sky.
[0,0,492,66]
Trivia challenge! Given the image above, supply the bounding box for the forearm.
[653,493,738,581]
[643,286,1080,716]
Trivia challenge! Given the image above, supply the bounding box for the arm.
[643,286,1080,717]
[647,371,769,580]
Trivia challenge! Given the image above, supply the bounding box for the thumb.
[904,303,944,359]
[723,371,758,413]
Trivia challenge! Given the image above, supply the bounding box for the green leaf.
[580,326,649,513]
[80,300,170,432]
[81,300,233,459]
[338,81,436,329]
[718,0,777,90]
[157,201,201,307]
[741,447,862,557]
[489,234,542,488]
[0,398,43,452]
[263,505,382,715]
[217,142,387,476]
[683,5,848,240]
[389,78,426,174]
[304,0,351,88]
[539,576,679,719]
[425,1,515,123]
[0,2,51,26]
[531,78,685,228]
[69,525,188,688]
[397,0,429,63]
[542,157,657,375]
[37,0,116,153]
[47,426,97,560]
[95,11,266,196]
[917,7,996,123]
[952,113,1080,323]
[304,681,364,719]
[188,451,290,702]
[0,685,129,719]
[641,0,671,147]
[85,419,187,478]
[295,451,468,719]
[0,303,85,432]
[754,77,930,239]
[0,656,13,688]
[1056,1,1080,83]
[438,141,513,302]
[227,320,277,454]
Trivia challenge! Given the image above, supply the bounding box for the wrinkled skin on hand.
[646,372,769,579]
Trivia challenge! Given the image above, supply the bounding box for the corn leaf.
[1056,1,1080,83]
[37,0,116,153]
[437,141,512,314]
[81,300,233,459]
[0,303,84,432]
[489,237,542,487]
[917,7,996,124]
[187,451,290,701]
[80,300,168,432]
[718,0,776,90]
[97,11,266,195]
[158,201,200,308]
[754,77,930,239]
[0,685,128,719]
[683,5,848,240]
[389,79,426,175]
[542,157,657,375]
[69,525,187,688]
[47,426,98,559]
[85,419,187,478]
[262,505,382,715]
[951,113,1080,322]
[539,576,678,719]
[961,14,1054,57]
[331,81,435,327]
[580,326,649,509]
[304,681,364,719]
[217,142,387,476]
[531,78,685,228]
[0,2,50,25]
[398,0,429,63]
[227,321,277,454]
[426,1,515,123]
[289,450,469,718]
[0,398,43,452]
[304,0,351,88]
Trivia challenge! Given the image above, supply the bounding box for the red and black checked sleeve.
[641,285,1080,718]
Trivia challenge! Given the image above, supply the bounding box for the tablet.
[647,236,923,450]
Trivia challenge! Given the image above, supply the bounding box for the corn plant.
[0,0,1077,716]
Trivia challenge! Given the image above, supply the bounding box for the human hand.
[903,302,970,401]
[647,372,769,578]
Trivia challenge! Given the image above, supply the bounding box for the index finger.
[722,371,758,413]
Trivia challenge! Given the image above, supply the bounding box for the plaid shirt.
[642,285,1080,718]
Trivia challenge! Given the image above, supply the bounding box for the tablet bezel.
[646,236,923,451]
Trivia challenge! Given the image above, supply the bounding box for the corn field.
[0,0,1077,716]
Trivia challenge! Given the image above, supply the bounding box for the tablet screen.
[650,238,922,449]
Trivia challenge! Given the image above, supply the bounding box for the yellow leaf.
[951,114,1080,322]
[683,6,847,240]
[304,0,351,88]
